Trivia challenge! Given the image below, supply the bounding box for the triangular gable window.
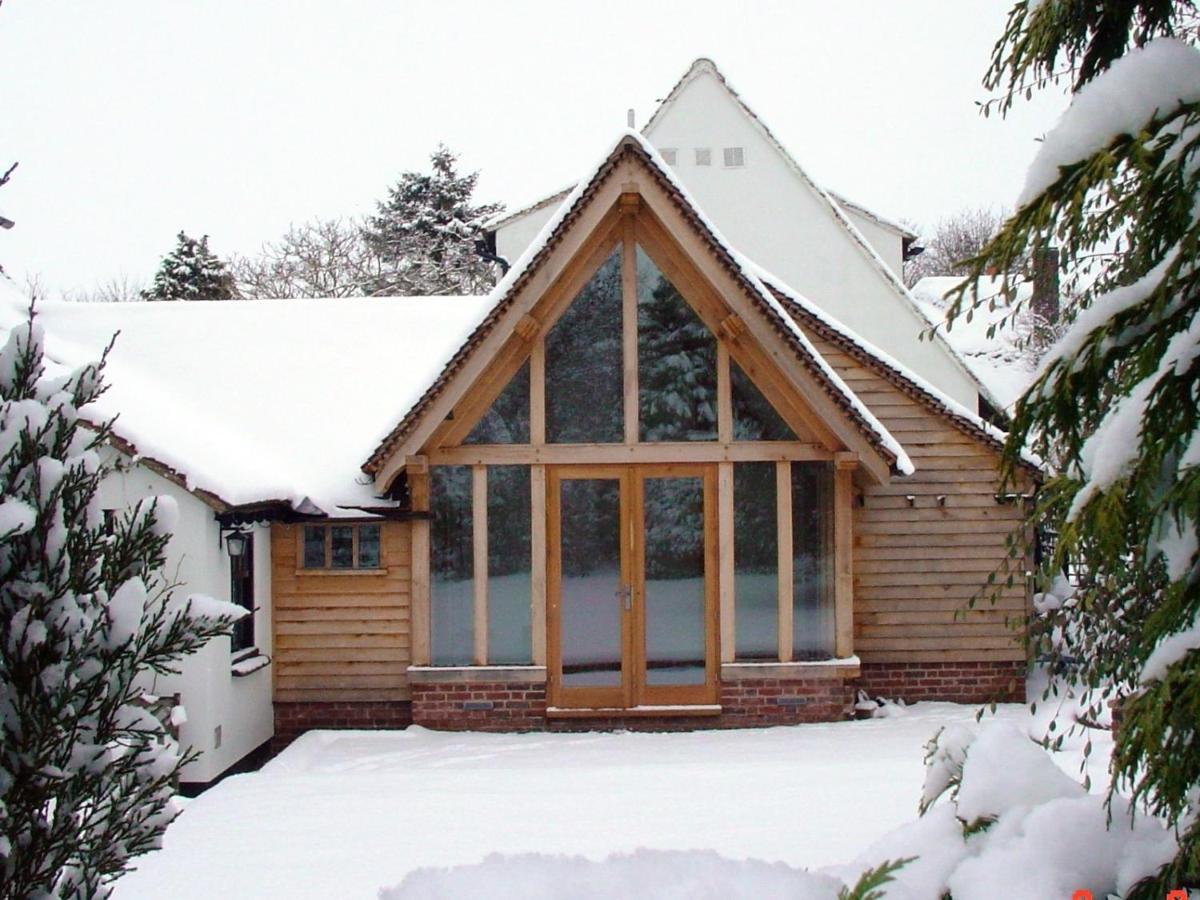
[546,246,624,444]
[637,246,718,442]
[731,360,797,441]
[464,361,530,445]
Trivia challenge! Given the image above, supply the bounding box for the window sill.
[721,658,860,681]
[546,705,721,719]
[231,652,271,677]
[408,665,546,685]
[294,567,388,577]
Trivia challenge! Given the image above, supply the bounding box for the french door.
[547,464,718,709]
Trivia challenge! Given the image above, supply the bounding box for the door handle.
[616,585,632,611]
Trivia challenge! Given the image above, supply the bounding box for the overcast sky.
[0,1,1068,297]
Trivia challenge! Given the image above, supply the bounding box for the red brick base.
[272,701,413,753]
[410,672,854,731]
[856,660,1026,705]
[411,681,547,731]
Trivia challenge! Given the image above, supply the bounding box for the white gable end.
[641,65,979,409]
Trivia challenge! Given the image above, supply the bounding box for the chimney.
[627,108,636,129]
[1031,245,1060,323]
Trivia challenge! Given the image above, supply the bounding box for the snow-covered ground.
[113,701,1113,899]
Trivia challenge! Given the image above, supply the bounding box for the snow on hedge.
[382,849,843,900]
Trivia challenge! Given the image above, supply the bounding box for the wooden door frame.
[546,465,633,710]
[547,463,719,710]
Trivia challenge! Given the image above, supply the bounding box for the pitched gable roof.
[363,131,913,482]
[755,268,1043,474]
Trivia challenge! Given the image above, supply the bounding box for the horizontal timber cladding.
[271,522,412,703]
[801,332,1033,668]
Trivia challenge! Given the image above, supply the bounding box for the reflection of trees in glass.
[731,362,796,441]
[637,247,717,442]
[487,466,531,664]
[642,477,704,579]
[792,462,833,658]
[734,462,779,660]
[559,479,620,578]
[546,249,624,443]
[431,466,473,664]
[464,362,530,445]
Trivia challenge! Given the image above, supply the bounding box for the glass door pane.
[558,477,624,688]
[641,475,707,686]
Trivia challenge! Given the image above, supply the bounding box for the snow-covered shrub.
[379,849,911,900]
[0,309,245,897]
[837,721,1177,900]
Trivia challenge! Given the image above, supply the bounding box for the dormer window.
[694,148,712,166]
[723,147,745,168]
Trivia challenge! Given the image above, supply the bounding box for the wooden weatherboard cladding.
[801,329,1033,665]
[271,521,412,703]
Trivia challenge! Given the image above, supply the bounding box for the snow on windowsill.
[231,652,271,678]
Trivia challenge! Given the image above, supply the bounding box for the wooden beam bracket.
[514,313,540,343]
[619,190,642,216]
[717,313,746,343]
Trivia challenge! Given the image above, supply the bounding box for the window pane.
[644,476,706,685]
[431,466,474,665]
[637,246,717,442]
[793,462,834,658]
[464,361,530,445]
[732,361,796,441]
[330,526,354,569]
[487,466,532,664]
[302,526,326,568]
[546,247,624,443]
[231,533,255,652]
[357,524,381,569]
[559,478,622,686]
[734,462,779,660]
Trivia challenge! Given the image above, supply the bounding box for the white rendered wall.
[840,206,905,277]
[496,202,558,270]
[494,69,981,409]
[96,456,273,785]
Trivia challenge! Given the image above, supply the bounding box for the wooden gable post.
[833,453,857,658]
[408,456,432,667]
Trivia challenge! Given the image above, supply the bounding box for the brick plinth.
[411,680,547,731]
[856,660,1026,705]
[717,676,854,726]
[272,701,412,753]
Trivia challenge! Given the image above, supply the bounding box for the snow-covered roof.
[0,279,492,516]
[910,276,1037,413]
[366,130,912,479]
[762,269,1042,473]
[826,191,917,241]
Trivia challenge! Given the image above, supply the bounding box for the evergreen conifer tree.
[362,145,504,296]
[141,232,238,302]
[0,309,246,896]
[946,2,1200,891]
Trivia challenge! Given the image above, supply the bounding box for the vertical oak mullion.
[776,460,793,662]
[472,465,488,666]
[530,338,545,445]
[530,464,547,666]
[716,342,732,443]
[718,461,735,663]
[834,459,856,658]
[622,223,638,444]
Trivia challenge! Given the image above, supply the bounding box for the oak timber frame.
[382,148,888,709]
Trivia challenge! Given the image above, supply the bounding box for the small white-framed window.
[660,148,677,166]
[694,147,712,166]
[723,147,745,168]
